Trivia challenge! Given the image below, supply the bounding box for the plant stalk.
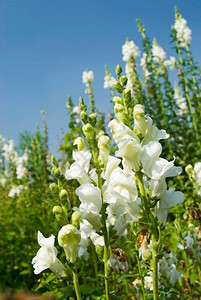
[73,271,81,300]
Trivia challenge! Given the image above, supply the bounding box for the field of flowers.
[0,8,201,300]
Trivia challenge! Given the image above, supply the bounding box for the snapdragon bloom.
[32,231,65,277]
[152,43,166,63]
[122,40,140,61]
[174,16,191,46]
[58,224,81,263]
[104,74,116,89]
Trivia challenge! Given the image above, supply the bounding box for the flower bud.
[79,97,85,110]
[72,211,81,228]
[51,166,61,179]
[123,88,131,103]
[58,224,81,263]
[53,206,63,222]
[88,113,97,127]
[53,205,63,214]
[83,123,94,141]
[98,135,110,165]
[95,245,104,256]
[115,65,122,76]
[133,104,145,117]
[51,155,59,167]
[114,82,124,93]
[96,130,105,139]
[142,249,152,261]
[49,183,59,195]
[74,137,87,151]
[120,76,128,86]
[80,111,88,124]
[114,103,126,123]
[133,104,147,135]
[188,223,194,230]
[59,189,68,201]
[112,96,123,104]
[185,164,194,178]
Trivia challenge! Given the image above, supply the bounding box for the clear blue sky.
[1,0,201,154]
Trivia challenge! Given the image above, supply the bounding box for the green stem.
[98,171,110,300]
[184,251,193,300]
[73,271,81,300]
[136,251,146,300]
[135,172,159,299]
[89,82,95,113]
[152,234,159,300]
[177,45,198,133]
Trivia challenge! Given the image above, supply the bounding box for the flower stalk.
[73,270,81,300]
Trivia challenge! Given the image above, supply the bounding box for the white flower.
[194,162,201,194]
[97,135,110,165]
[104,155,121,183]
[140,53,147,68]
[104,167,140,235]
[32,231,65,277]
[133,105,169,145]
[73,106,80,115]
[76,184,102,230]
[115,135,141,172]
[82,70,94,86]
[3,140,18,162]
[58,224,81,263]
[152,43,166,63]
[174,17,191,46]
[174,84,187,114]
[122,40,140,61]
[155,188,184,224]
[140,141,182,180]
[8,185,25,198]
[144,272,153,290]
[65,150,91,184]
[144,69,151,79]
[73,106,80,123]
[164,56,176,70]
[16,154,28,179]
[159,251,182,285]
[104,74,116,89]
[108,120,139,146]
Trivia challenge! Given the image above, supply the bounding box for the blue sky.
[1,0,201,154]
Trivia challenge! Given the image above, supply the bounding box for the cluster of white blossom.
[178,226,200,262]
[82,70,94,94]
[103,74,116,89]
[186,162,201,195]
[140,53,151,79]
[1,137,29,196]
[192,162,201,195]
[122,40,140,61]
[111,104,183,226]
[152,42,166,63]
[164,56,176,70]
[15,153,28,179]
[2,139,18,162]
[32,102,183,278]
[174,16,192,46]
[174,83,188,115]
[159,251,182,286]
[73,106,81,124]
[8,185,26,198]
[133,272,153,291]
